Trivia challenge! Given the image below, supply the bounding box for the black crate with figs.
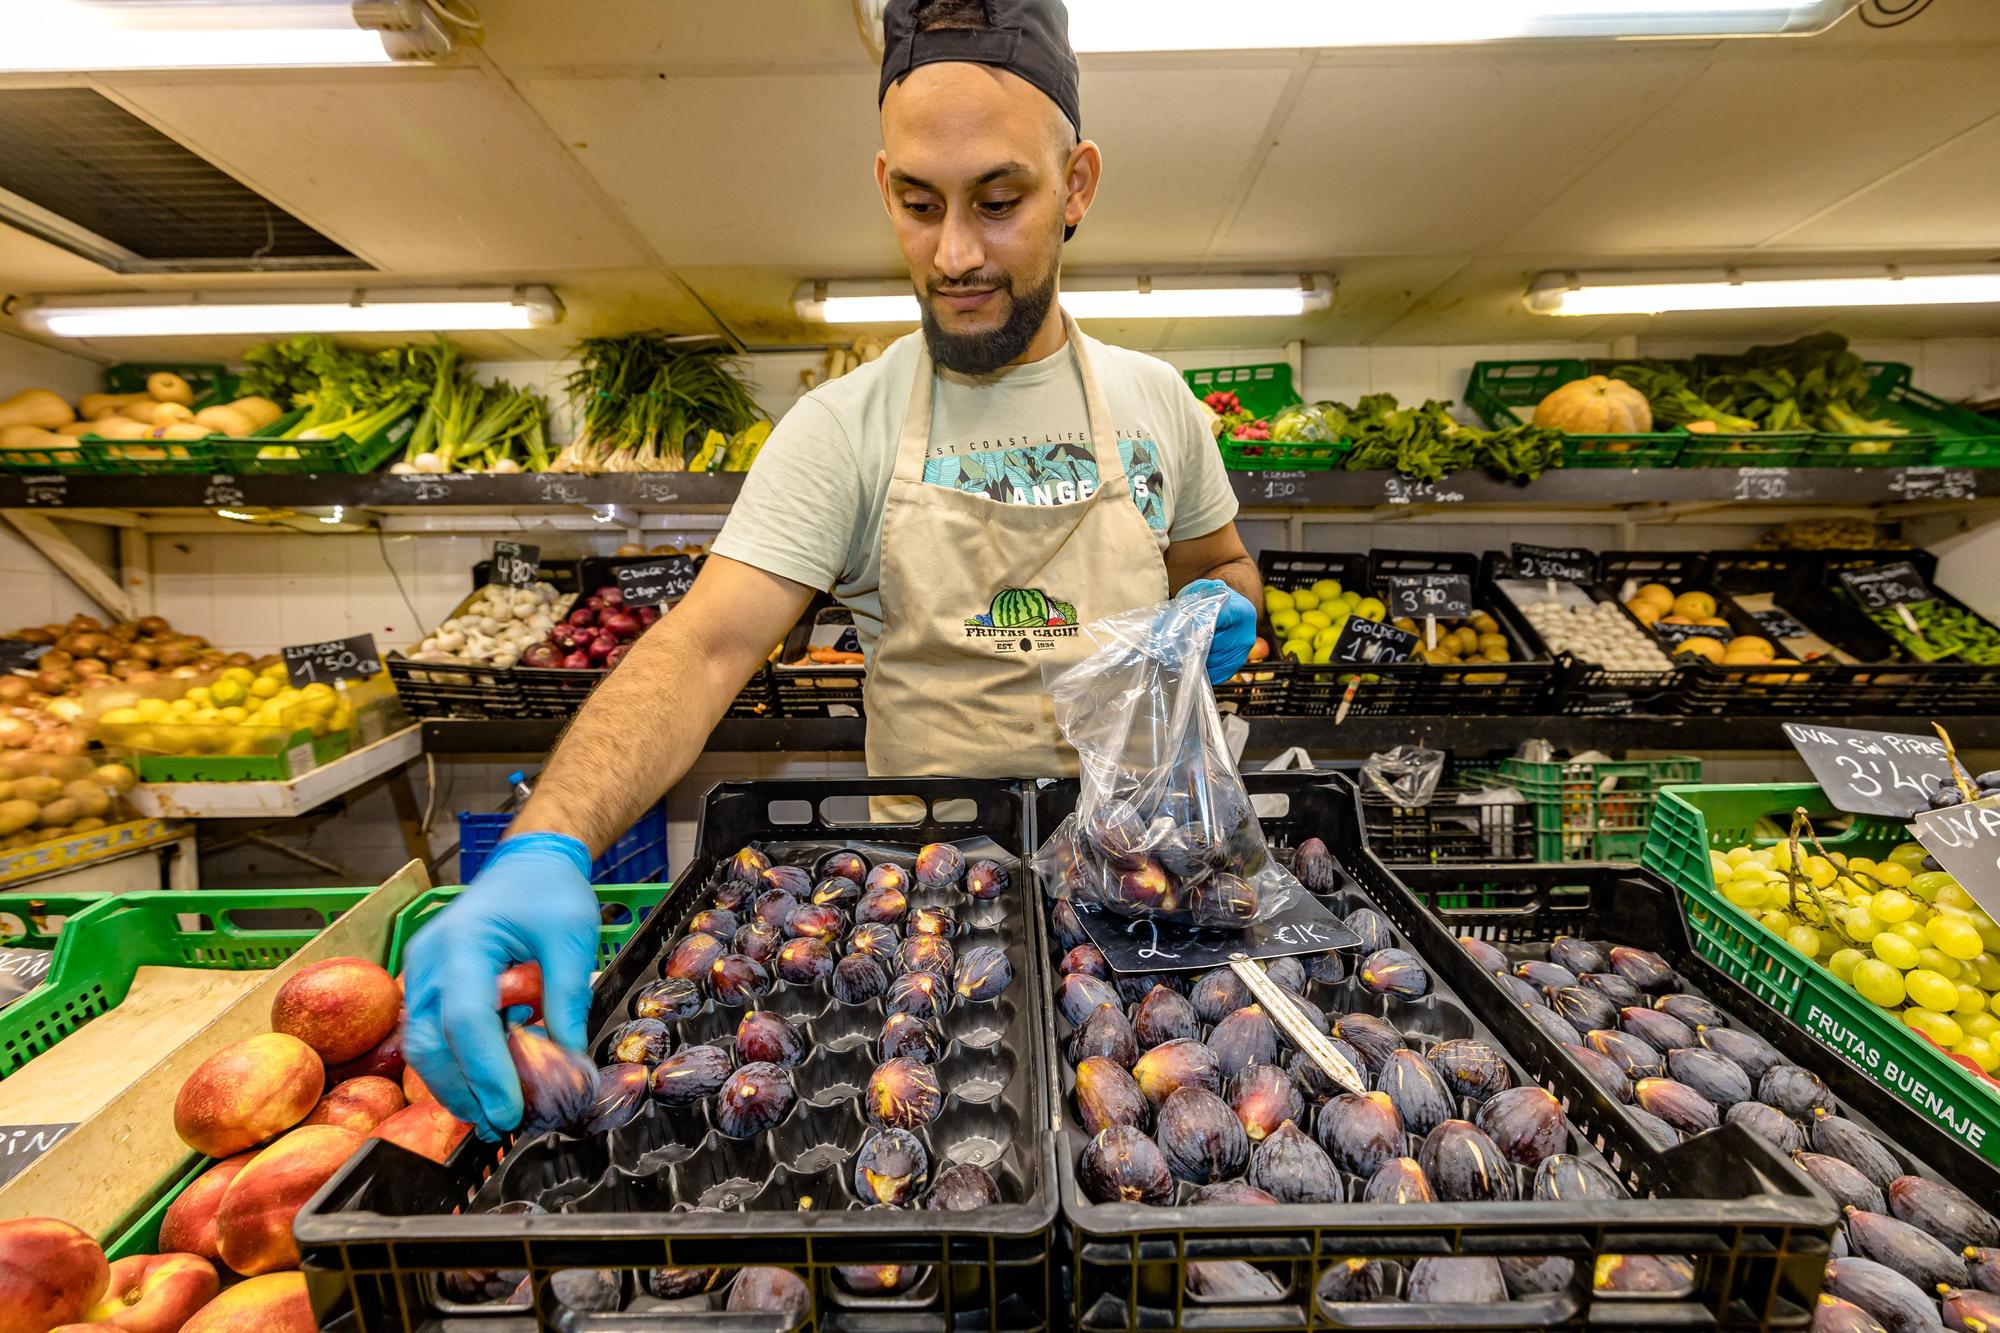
[1034,771,1844,1333]
[296,780,1056,1333]
[1386,860,2000,1333]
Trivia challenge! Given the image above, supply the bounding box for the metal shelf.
[420,714,2000,756]
[3,466,1992,514]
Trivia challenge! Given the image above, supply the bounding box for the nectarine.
[179,1272,313,1333]
[370,1099,471,1165]
[158,1153,255,1263]
[216,1124,365,1275]
[0,1217,109,1333]
[303,1075,404,1135]
[174,1033,323,1158]
[326,1019,405,1085]
[402,1062,435,1104]
[270,957,400,1065]
[84,1252,219,1333]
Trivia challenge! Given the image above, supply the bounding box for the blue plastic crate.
[456,802,669,884]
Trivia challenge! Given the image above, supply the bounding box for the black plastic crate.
[1260,548,1558,717]
[1359,783,1535,863]
[1483,553,1686,716]
[383,651,521,720]
[1034,771,1836,1332]
[1379,858,2000,1324]
[298,777,1057,1332]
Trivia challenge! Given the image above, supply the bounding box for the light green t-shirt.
[712,330,1239,662]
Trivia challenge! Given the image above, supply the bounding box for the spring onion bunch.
[555,334,765,472]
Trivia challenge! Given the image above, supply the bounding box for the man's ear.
[1064,139,1102,230]
[875,149,895,219]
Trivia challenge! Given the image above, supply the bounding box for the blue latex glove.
[402,833,599,1140]
[1183,577,1258,686]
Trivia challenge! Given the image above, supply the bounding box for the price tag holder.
[1330,617,1420,666]
[0,1124,77,1188]
[1384,574,1472,621]
[1890,467,1976,503]
[614,555,699,609]
[1076,881,1360,977]
[1908,794,2000,923]
[1782,722,1952,819]
[489,540,541,588]
[0,641,50,674]
[1510,543,1596,583]
[21,475,66,507]
[282,633,382,688]
[1653,621,1732,650]
[1839,561,1933,613]
[1751,608,1809,641]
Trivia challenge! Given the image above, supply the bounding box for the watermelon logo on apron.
[964,586,1079,653]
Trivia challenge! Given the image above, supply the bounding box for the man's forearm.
[507,613,741,855]
[1201,554,1262,611]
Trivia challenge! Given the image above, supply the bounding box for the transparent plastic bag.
[1360,745,1445,806]
[1032,586,1299,928]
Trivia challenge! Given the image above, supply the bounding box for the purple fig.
[583,1063,650,1135]
[1084,799,1149,865]
[713,1061,794,1138]
[1794,1151,1888,1215]
[1229,1064,1303,1142]
[854,1126,927,1205]
[886,969,952,1023]
[1314,1091,1404,1178]
[1699,1026,1784,1082]
[1579,971,1645,1006]
[662,932,725,983]
[830,953,889,1005]
[1407,1256,1507,1304]
[726,847,769,886]
[751,889,797,934]
[708,953,771,1006]
[686,908,738,941]
[1070,1003,1140,1067]
[1378,1048,1454,1138]
[914,842,964,887]
[1080,1124,1174,1204]
[649,1044,732,1106]
[732,921,783,964]
[1844,1206,1968,1293]
[1458,936,1508,974]
[1358,948,1430,1000]
[845,921,900,963]
[726,1268,809,1322]
[1189,969,1251,1025]
[928,1161,1001,1211]
[898,934,955,978]
[818,850,867,884]
[1474,1085,1566,1167]
[631,977,702,1023]
[1823,1255,1940,1333]
[1132,1038,1221,1109]
[952,944,1014,1002]
[1608,945,1674,991]
[1155,1086,1249,1185]
[1057,972,1120,1028]
[1133,985,1200,1048]
[1420,1120,1516,1202]
[1725,1101,1805,1154]
[1548,936,1607,975]
[865,1055,943,1130]
[1426,1038,1514,1103]
[965,859,1010,900]
[1813,1116,1903,1191]
[1247,1120,1341,1204]
[1886,1175,1997,1251]
[605,1018,672,1066]
[508,1026,599,1137]
[1667,1046,1753,1108]
[855,886,908,927]
[759,863,812,898]
[1634,1078,1719,1135]
[773,937,834,987]
[1344,907,1393,953]
[1760,1065,1833,1120]
[1532,1153,1624,1201]
[1294,837,1336,891]
[878,1012,943,1064]
[865,863,909,894]
[1185,872,1259,928]
[1620,1006,1695,1053]
[1075,1056,1149,1134]
[1585,1028,1663,1079]
[1362,1156,1435,1204]
[733,1010,805,1068]
[1207,1005,1278,1080]
[1516,959,1578,993]
[1655,992,1728,1030]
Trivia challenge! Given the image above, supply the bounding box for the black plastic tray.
[1034,772,1838,1332]
[1380,857,2000,1317]
[1358,782,1535,864]
[297,777,1057,1332]
[1483,552,1686,716]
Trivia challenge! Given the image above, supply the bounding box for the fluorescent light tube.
[3,0,451,72]
[799,276,1333,324]
[21,287,564,337]
[1050,1,1851,50]
[1526,268,2000,316]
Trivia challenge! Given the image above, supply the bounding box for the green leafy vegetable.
[556,334,766,472]
[1332,393,1563,482]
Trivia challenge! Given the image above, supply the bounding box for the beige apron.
[865,314,1171,779]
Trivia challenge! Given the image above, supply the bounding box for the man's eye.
[979,199,1018,217]
[902,200,939,217]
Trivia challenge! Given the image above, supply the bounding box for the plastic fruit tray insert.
[1035,772,1833,1333]
[1383,858,2000,1333]
[295,777,1056,1333]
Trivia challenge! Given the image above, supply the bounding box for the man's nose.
[934,204,985,281]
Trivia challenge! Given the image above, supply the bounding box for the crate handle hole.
[221,907,334,934]
[767,799,813,826]
[819,794,926,825]
[932,798,977,824]
[1250,793,1291,820]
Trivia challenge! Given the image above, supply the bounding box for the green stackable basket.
[72,364,248,475]
[1463,358,1686,466]
[1800,432,1937,468]
[1183,361,1300,421]
[0,888,365,1080]
[128,728,352,783]
[1495,754,1701,863]
[1642,782,2000,1168]
[1865,362,2000,467]
[103,363,238,411]
[98,884,665,1259]
[1675,430,1812,468]
[211,406,418,475]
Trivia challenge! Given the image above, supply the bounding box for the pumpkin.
[1532,376,1653,434]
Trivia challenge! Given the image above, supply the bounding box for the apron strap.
[889,310,1127,485]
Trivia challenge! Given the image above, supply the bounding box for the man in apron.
[404,0,1263,1139]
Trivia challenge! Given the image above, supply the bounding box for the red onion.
[605,643,630,669]
[597,586,625,607]
[568,607,598,627]
[600,612,642,640]
[520,642,561,668]
[560,651,592,669]
[635,606,661,627]
[587,633,619,662]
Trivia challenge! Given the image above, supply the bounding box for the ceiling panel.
[1500,57,2000,256]
[1776,112,2000,250]
[517,69,897,269]
[475,0,869,73]
[93,70,647,273]
[1218,52,1697,260]
[0,219,127,287]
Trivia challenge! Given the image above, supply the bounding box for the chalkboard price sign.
[1511,543,1597,583]
[1839,561,1933,613]
[1385,574,1472,621]
[0,640,51,674]
[282,633,382,688]
[1654,621,1733,650]
[1781,722,1952,819]
[1908,794,2000,922]
[1076,881,1361,976]
[1752,608,1809,641]
[615,555,699,608]
[489,540,541,588]
[1330,616,1420,666]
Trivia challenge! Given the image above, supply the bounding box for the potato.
[0,798,40,835]
[95,763,138,792]
[10,775,61,804]
[36,797,81,827]
[61,780,110,817]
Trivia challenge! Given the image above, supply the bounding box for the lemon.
[302,682,336,700]
[261,661,288,679]
[1309,579,1342,601]
[185,686,212,707]
[209,679,246,708]
[221,666,255,686]
[249,676,281,700]
[1291,589,1321,612]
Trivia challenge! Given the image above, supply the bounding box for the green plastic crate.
[1865,362,2000,465]
[0,891,111,949]
[97,884,661,1258]
[212,406,418,475]
[104,363,238,412]
[1675,430,1813,468]
[1218,436,1351,471]
[0,888,365,1079]
[388,883,667,973]
[1642,782,2000,1169]
[1498,754,1701,863]
[1183,362,1301,421]
[1464,358,1686,465]
[131,729,351,784]
[77,435,222,476]
[1800,432,1937,468]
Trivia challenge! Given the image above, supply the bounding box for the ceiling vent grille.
[0,88,363,273]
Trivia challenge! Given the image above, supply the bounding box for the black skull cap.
[879,0,1081,136]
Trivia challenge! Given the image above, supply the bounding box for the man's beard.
[919,264,1058,376]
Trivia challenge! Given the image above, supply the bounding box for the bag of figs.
[1033,585,1300,929]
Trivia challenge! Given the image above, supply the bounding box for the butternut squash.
[147,371,194,406]
[87,416,151,440]
[1,424,66,450]
[1532,376,1653,434]
[151,402,194,425]
[55,421,94,437]
[155,422,211,441]
[228,395,284,430]
[194,404,254,437]
[80,391,149,420]
[0,388,75,431]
